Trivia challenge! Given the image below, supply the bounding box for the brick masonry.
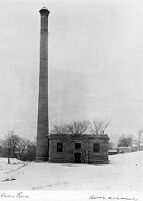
[36,8,50,161]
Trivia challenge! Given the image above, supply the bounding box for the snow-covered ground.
[0,151,143,191]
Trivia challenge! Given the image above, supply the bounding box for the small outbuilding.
[117,147,131,154]
[48,134,109,164]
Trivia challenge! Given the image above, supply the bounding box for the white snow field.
[0,151,143,191]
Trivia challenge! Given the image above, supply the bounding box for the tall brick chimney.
[36,7,50,161]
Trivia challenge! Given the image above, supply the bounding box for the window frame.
[57,142,63,152]
[93,143,100,153]
[75,142,82,149]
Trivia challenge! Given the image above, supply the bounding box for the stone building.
[48,134,109,163]
[36,7,110,163]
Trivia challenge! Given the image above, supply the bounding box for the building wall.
[48,134,109,164]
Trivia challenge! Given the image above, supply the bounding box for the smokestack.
[36,7,50,161]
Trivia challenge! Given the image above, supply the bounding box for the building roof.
[48,134,109,141]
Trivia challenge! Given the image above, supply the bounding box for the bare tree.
[18,139,36,161]
[0,132,37,162]
[108,141,115,150]
[69,121,90,134]
[0,130,20,164]
[89,119,110,135]
[17,138,31,159]
[51,120,89,135]
[137,130,143,151]
[50,124,70,135]
[117,134,133,147]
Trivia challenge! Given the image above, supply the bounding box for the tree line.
[0,130,36,164]
[51,119,110,135]
[109,130,143,151]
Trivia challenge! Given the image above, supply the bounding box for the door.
[74,152,81,163]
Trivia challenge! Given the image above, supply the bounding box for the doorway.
[74,152,81,163]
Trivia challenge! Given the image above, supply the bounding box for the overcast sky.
[1,0,143,142]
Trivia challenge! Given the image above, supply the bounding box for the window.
[93,143,100,152]
[75,143,81,149]
[57,143,63,152]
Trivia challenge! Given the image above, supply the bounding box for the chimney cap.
[39,7,50,16]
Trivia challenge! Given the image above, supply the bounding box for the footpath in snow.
[0,151,143,191]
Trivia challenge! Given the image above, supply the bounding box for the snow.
[0,151,143,191]
[0,158,27,172]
